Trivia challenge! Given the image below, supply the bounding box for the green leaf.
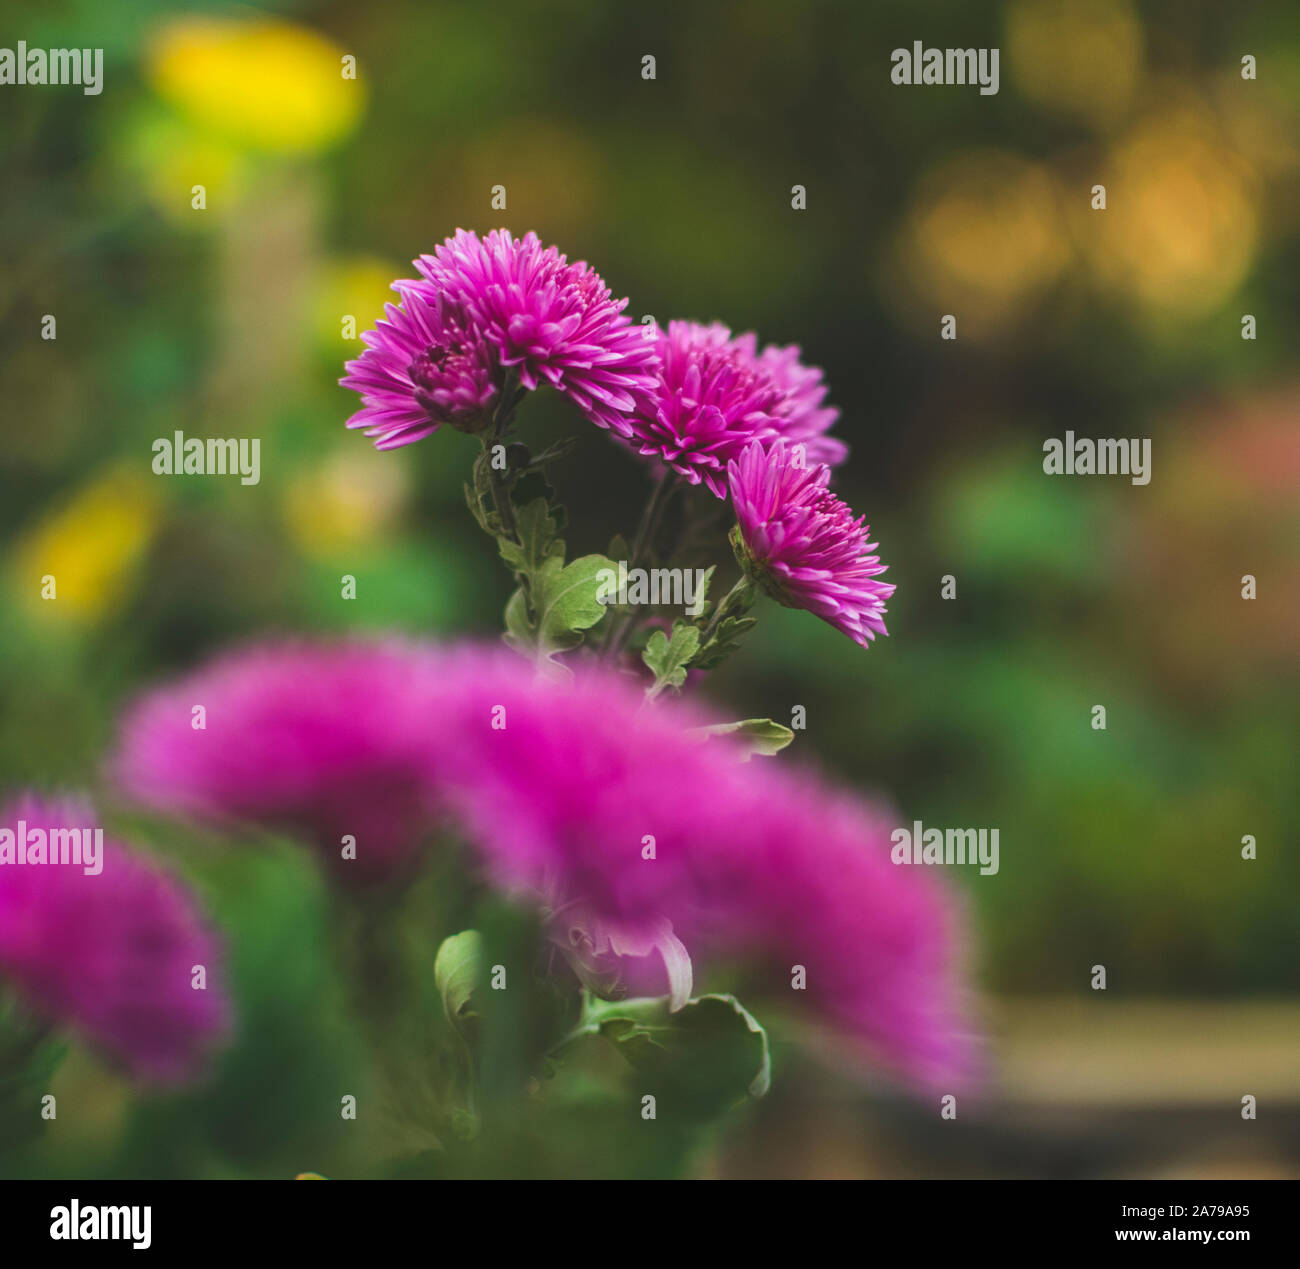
[693,615,758,670]
[433,930,483,1038]
[688,564,717,620]
[464,450,505,538]
[497,497,563,575]
[530,553,617,661]
[642,622,701,698]
[0,1018,68,1151]
[525,436,580,470]
[502,586,532,654]
[688,718,794,760]
[584,992,771,1105]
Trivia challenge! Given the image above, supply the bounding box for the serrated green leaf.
[502,586,532,654]
[642,622,701,698]
[693,615,758,670]
[530,553,617,661]
[688,564,717,619]
[497,497,563,575]
[688,718,794,760]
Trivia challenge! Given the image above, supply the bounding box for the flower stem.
[600,473,677,661]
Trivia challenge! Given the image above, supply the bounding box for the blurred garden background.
[1,0,1298,1177]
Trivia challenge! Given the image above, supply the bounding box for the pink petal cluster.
[729,441,895,647]
[342,288,500,449]
[342,229,657,447]
[623,321,846,497]
[417,228,658,430]
[0,794,229,1084]
[111,641,972,1086]
[111,643,445,884]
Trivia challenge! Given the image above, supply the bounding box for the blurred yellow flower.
[10,469,162,623]
[896,151,1070,339]
[1084,101,1259,317]
[1006,0,1143,128]
[316,256,400,352]
[146,16,364,154]
[284,447,410,556]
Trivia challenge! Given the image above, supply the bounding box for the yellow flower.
[146,17,363,154]
[10,469,162,623]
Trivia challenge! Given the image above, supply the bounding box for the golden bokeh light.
[146,16,364,155]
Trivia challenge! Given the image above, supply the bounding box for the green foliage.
[641,621,701,698]
[433,931,483,1040]
[580,992,772,1109]
[688,717,794,759]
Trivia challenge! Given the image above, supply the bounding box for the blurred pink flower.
[112,643,445,883]
[0,794,229,1084]
[112,641,971,1086]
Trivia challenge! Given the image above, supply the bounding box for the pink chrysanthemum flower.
[111,641,971,1085]
[111,644,447,884]
[340,286,500,450]
[0,794,229,1084]
[409,229,659,434]
[757,341,849,467]
[728,440,895,647]
[625,322,846,497]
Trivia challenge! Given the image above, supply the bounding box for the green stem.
[627,471,675,567]
[602,473,677,660]
[483,375,524,539]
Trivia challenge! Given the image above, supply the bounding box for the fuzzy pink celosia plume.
[0,794,229,1084]
[112,641,973,1087]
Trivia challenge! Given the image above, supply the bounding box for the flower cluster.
[112,640,973,1087]
[344,229,890,649]
[11,227,956,1121]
